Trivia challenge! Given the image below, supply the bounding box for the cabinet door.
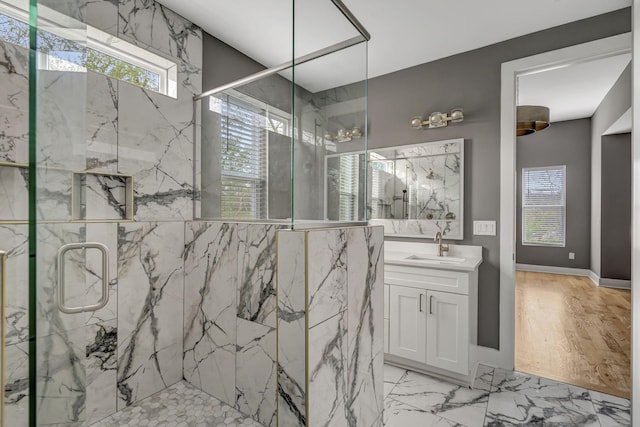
[389,286,426,363]
[426,291,468,375]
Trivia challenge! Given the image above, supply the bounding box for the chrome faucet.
[434,231,449,257]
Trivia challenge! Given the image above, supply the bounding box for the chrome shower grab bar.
[57,242,110,314]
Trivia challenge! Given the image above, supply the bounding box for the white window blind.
[338,154,360,221]
[219,99,267,220]
[522,165,566,247]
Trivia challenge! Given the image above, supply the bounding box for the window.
[0,1,177,97]
[338,154,360,220]
[209,93,289,220]
[522,165,566,246]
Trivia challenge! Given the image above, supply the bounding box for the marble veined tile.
[77,173,128,220]
[383,364,406,398]
[85,320,118,425]
[83,223,118,326]
[0,40,28,164]
[86,0,118,34]
[237,223,278,328]
[0,165,28,221]
[86,72,118,173]
[346,226,384,426]
[38,0,86,23]
[117,221,184,409]
[35,167,73,222]
[37,70,87,171]
[117,83,194,221]
[369,219,462,241]
[118,0,203,69]
[5,342,29,427]
[308,311,348,427]
[36,326,86,424]
[183,221,238,406]
[485,368,599,426]
[276,230,307,427]
[388,370,489,427]
[0,224,29,346]
[473,364,495,393]
[236,318,277,427]
[589,390,631,427]
[384,398,461,427]
[307,229,347,328]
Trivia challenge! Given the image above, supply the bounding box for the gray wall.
[515,119,591,268]
[601,133,632,280]
[591,64,632,277]
[368,8,631,349]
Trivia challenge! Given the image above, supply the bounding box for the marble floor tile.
[384,398,461,427]
[383,364,406,398]
[89,381,262,427]
[388,369,490,427]
[485,368,600,426]
[589,390,631,427]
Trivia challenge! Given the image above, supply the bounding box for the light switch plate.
[473,220,496,236]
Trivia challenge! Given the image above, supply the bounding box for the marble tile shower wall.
[277,227,384,427]
[183,222,280,427]
[0,0,202,425]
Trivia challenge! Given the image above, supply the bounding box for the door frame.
[498,33,632,372]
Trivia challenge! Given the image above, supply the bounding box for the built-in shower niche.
[72,172,134,221]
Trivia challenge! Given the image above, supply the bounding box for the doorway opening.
[513,51,632,397]
[498,33,633,401]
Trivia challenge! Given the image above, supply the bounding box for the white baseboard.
[515,264,630,289]
[471,344,509,370]
[588,270,600,286]
[599,278,632,289]
[516,263,591,277]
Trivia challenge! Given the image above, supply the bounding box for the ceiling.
[518,53,631,123]
[156,0,631,96]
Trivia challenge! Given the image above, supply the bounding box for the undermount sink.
[404,254,466,264]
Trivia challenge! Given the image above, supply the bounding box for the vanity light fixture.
[324,127,363,143]
[411,108,464,129]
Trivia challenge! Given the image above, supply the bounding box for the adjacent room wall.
[367,8,630,349]
[515,119,591,269]
[601,133,632,280]
[591,64,632,278]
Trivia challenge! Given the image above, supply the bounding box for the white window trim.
[521,164,566,247]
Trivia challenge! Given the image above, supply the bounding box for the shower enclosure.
[1,0,380,426]
[194,1,369,225]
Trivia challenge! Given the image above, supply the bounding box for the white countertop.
[384,241,483,272]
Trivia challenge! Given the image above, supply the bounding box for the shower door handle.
[57,242,110,314]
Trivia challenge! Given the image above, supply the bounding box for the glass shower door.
[29,1,108,425]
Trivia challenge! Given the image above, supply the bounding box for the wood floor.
[515,271,631,398]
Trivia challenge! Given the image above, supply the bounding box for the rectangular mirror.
[324,138,464,238]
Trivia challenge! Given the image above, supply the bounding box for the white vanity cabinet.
[425,290,468,373]
[384,242,482,385]
[388,285,427,362]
